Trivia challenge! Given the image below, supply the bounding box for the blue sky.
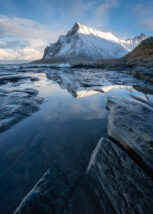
[0,0,153,62]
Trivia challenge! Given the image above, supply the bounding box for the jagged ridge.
[33,23,146,63]
[122,37,153,62]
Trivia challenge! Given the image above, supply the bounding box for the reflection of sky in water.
[0,66,153,213]
[0,77,109,213]
[0,82,108,149]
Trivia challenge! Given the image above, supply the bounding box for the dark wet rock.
[1,63,153,214]
[130,94,153,108]
[17,69,27,73]
[92,87,104,93]
[46,69,149,98]
[30,77,40,82]
[133,85,153,95]
[19,65,41,70]
[69,61,153,84]
[17,67,46,74]
[12,99,41,116]
[70,138,153,214]
[71,61,140,71]
[15,138,153,214]
[0,88,44,133]
[14,165,70,214]
[106,96,153,177]
[19,88,39,96]
[133,70,153,83]
[0,74,29,85]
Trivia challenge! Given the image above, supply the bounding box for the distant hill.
[121,37,153,62]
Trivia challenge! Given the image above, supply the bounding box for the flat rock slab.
[14,164,71,214]
[133,70,153,83]
[14,138,153,214]
[106,96,153,176]
[70,138,153,214]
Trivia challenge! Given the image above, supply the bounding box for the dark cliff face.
[122,37,153,62]
[43,46,50,58]
[125,33,146,45]
[67,22,80,36]
[132,33,147,44]
[41,23,81,63]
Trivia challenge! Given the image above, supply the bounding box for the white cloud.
[0,48,9,58]
[59,0,120,28]
[96,0,119,17]
[0,1,120,62]
[0,15,58,61]
[0,15,58,40]
[0,48,40,60]
[0,38,48,60]
[71,0,119,18]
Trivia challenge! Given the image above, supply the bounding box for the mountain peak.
[41,23,146,63]
[122,37,153,62]
[74,22,82,27]
[133,33,147,44]
[69,22,80,34]
[68,22,86,36]
[140,33,146,37]
[67,23,118,42]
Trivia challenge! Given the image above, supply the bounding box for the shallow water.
[0,64,153,213]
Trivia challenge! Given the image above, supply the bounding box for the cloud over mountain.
[0,16,58,61]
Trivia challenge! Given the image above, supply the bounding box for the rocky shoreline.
[29,60,153,84]
[71,61,153,83]
[14,94,153,214]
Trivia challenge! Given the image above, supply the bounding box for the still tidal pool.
[0,64,153,213]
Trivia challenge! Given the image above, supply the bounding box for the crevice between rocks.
[109,136,153,181]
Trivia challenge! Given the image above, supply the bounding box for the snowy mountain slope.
[121,33,147,51]
[41,23,146,63]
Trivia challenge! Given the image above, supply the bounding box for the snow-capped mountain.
[120,33,147,51]
[41,23,146,63]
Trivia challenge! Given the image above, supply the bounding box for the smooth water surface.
[0,64,153,213]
